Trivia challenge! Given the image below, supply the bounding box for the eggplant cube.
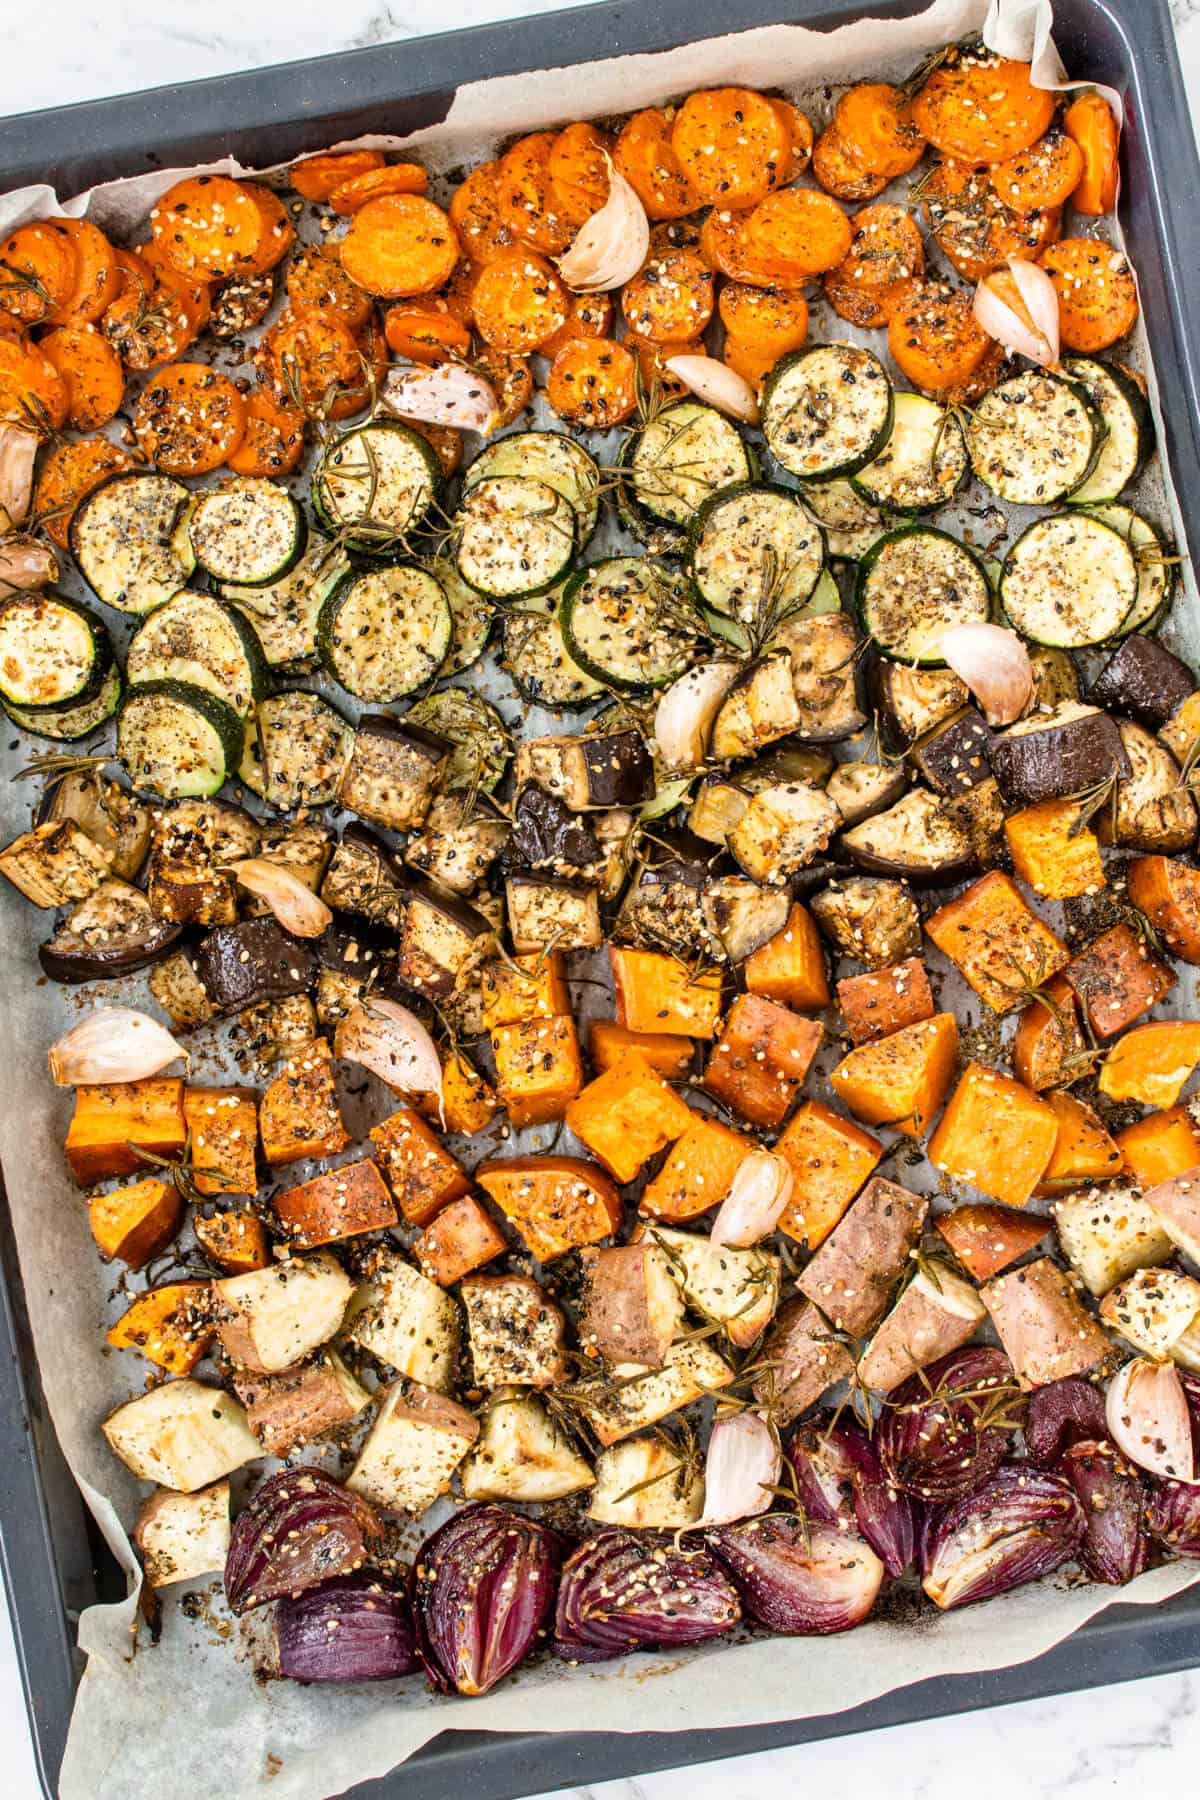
[147,799,260,925]
[515,732,652,811]
[689,776,752,846]
[234,1352,372,1456]
[991,701,1129,806]
[909,708,994,796]
[133,1480,231,1588]
[249,821,333,902]
[588,1436,703,1529]
[1052,1184,1174,1296]
[237,995,320,1064]
[407,795,509,894]
[505,874,602,953]
[349,1380,479,1516]
[320,826,405,926]
[461,1388,595,1503]
[0,819,112,907]
[826,762,908,827]
[338,717,449,832]
[702,876,791,963]
[461,1274,569,1388]
[728,783,842,884]
[102,1379,259,1493]
[214,1251,354,1374]
[1103,721,1197,854]
[839,787,972,884]
[711,652,803,761]
[811,876,921,970]
[398,883,494,999]
[148,951,215,1028]
[775,613,867,742]
[639,1224,780,1349]
[578,1243,686,1367]
[347,1252,461,1392]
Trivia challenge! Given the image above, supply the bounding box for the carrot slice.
[887,276,993,396]
[139,241,213,331]
[771,100,814,184]
[384,306,473,363]
[285,243,372,330]
[0,221,78,325]
[1064,92,1120,216]
[329,163,429,215]
[541,290,613,358]
[150,175,266,280]
[627,332,705,402]
[332,315,388,421]
[743,188,853,280]
[922,160,1060,283]
[822,201,925,328]
[719,283,809,388]
[834,82,926,179]
[614,108,701,221]
[132,363,246,475]
[339,194,460,298]
[621,231,715,343]
[242,185,295,274]
[671,87,792,208]
[101,281,200,372]
[448,162,517,264]
[811,125,889,202]
[226,389,306,476]
[911,52,1056,164]
[1040,237,1139,351]
[546,337,637,428]
[700,208,807,289]
[291,148,385,203]
[39,323,124,430]
[472,346,533,429]
[991,129,1084,212]
[547,122,612,230]
[33,437,133,548]
[496,131,574,255]
[48,219,121,324]
[436,259,480,327]
[472,248,569,352]
[0,336,69,429]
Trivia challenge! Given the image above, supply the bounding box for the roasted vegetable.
[555,1531,741,1660]
[921,1464,1085,1609]
[709,1517,883,1635]
[413,1505,561,1695]
[225,1468,383,1614]
[276,1574,420,1684]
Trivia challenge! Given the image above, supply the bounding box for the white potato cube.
[346,1252,461,1392]
[103,1380,258,1493]
[349,1381,478,1516]
[134,1481,231,1587]
[214,1251,354,1373]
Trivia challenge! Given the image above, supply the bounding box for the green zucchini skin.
[452,476,578,602]
[687,480,825,622]
[1083,503,1175,638]
[762,344,894,480]
[316,564,452,702]
[311,420,441,554]
[5,663,123,741]
[189,477,307,586]
[966,371,1104,506]
[464,431,601,546]
[560,556,698,691]
[126,592,269,718]
[999,512,1139,648]
[624,401,756,535]
[117,680,246,800]
[0,592,113,711]
[849,391,969,514]
[70,471,196,615]
[1064,356,1154,506]
[857,524,991,665]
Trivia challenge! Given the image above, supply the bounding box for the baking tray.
[2,0,1200,1793]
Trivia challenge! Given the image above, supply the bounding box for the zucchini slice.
[127,592,267,718]
[689,482,824,622]
[858,525,991,664]
[561,557,698,691]
[70,472,195,615]
[312,420,440,552]
[703,568,841,654]
[430,556,494,675]
[966,370,1101,505]
[405,688,509,793]
[501,589,606,709]
[850,392,968,513]
[5,663,122,741]
[0,593,111,710]
[240,691,353,810]
[1001,512,1138,648]
[453,476,577,600]
[1084,503,1174,637]
[118,681,245,800]
[317,564,452,702]
[219,540,351,667]
[1064,357,1153,506]
[762,344,893,480]
[625,401,754,529]
[799,477,888,561]
[189,477,306,586]
[464,430,600,545]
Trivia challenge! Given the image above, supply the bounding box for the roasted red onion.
[554,1529,741,1662]
[413,1503,561,1696]
[785,1417,856,1528]
[878,1347,1021,1504]
[1057,1440,1149,1586]
[708,1516,884,1635]
[1147,1476,1200,1557]
[921,1463,1086,1611]
[225,1469,384,1615]
[787,1416,916,1576]
[1024,1377,1109,1465]
[275,1573,420,1683]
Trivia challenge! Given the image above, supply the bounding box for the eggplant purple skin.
[989,708,1130,806]
[877,1347,1021,1505]
[708,1515,884,1635]
[500,784,601,875]
[921,1464,1087,1611]
[1057,1440,1149,1586]
[275,1573,420,1683]
[38,910,183,983]
[580,730,653,808]
[413,1503,561,1696]
[787,1417,917,1578]
[1089,636,1195,731]
[1024,1378,1109,1466]
[553,1530,741,1663]
[225,1469,384,1616]
[192,916,318,1015]
[910,708,994,797]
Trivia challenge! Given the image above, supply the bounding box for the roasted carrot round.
[496,131,574,255]
[771,100,814,184]
[548,122,612,229]
[991,129,1084,212]
[718,282,809,387]
[242,185,295,274]
[1064,92,1120,215]
[546,336,637,427]
[132,363,246,473]
[339,194,460,297]
[700,207,806,288]
[922,160,1060,283]
[834,82,926,179]
[822,201,925,327]
[39,323,125,430]
[139,241,214,331]
[1040,237,1139,351]
[101,280,200,371]
[541,290,613,357]
[226,389,306,477]
[471,249,570,352]
[627,331,705,402]
[48,219,121,324]
[290,147,385,203]
[473,346,533,428]
[150,175,266,280]
[436,259,481,326]
[670,87,792,209]
[384,306,473,363]
[331,315,389,420]
[329,163,429,215]
[0,221,78,325]
[614,108,701,221]
[33,437,133,548]
[448,162,516,264]
[743,187,853,280]
[810,125,889,202]
[620,233,714,343]
[911,52,1055,163]
[887,278,993,397]
[285,243,372,330]
[0,335,70,429]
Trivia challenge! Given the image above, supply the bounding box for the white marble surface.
[3,3,1200,1797]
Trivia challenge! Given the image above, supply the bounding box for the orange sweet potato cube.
[837,957,935,1046]
[193,1208,273,1275]
[106,1281,213,1375]
[1034,1090,1124,1195]
[491,1014,584,1127]
[66,1079,187,1186]
[475,1155,622,1260]
[704,993,822,1128]
[1004,799,1106,900]
[415,1193,508,1285]
[88,1177,183,1270]
[743,901,830,1009]
[925,871,1069,1013]
[274,1158,397,1247]
[775,1101,883,1249]
[928,1061,1059,1208]
[935,1202,1051,1281]
[183,1086,258,1195]
[480,950,569,1029]
[1012,975,1088,1090]
[830,1012,959,1138]
[1117,1106,1200,1190]
[610,946,723,1038]
[639,1115,755,1220]
[589,1020,694,1079]
[440,1053,499,1134]
[566,1056,693,1183]
[259,1039,348,1167]
[370,1105,471,1227]
[1065,924,1177,1039]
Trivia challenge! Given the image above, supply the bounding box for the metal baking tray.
[2,0,1200,1793]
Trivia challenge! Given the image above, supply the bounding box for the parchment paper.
[0,3,1195,1797]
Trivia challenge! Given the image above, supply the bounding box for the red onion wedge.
[663,355,759,424]
[654,660,739,772]
[972,259,1060,368]
[225,1469,384,1615]
[384,362,498,434]
[557,160,649,293]
[709,1516,883,1635]
[1025,1377,1109,1466]
[554,1529,740,1661]
[786,1416,915,1576]
[710,1150,793,1249]
[413,1503,561,1696]
[698,1410,781,1526]
[1147,1475,1200,1557]
[1106,1356,1197,1483]
[877,1347,1020,1504]
[48,1006,185,1086]
[921,1463,1085,1610]
[276,1573,420,1683]
[231,859,333,939]
[1057,1440,1149,1586]
[335,998,443,1107]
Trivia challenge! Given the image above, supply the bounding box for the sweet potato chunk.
[259,1040,348,1166]
[1034,1090,1124,1195]
[589,1020,694,1078]
[1099,1021,1200,1109]
[929,1062,1059,1208]
[182,1086,258,1196]
[1064,923,1176,1040]
[1003,799,1106,900]
[704,993,822,1128]
[274,1159,397,1247]
[754,1298,855,1426]
[796,1175,928,1336]
[1011,974,1088,1090]
[566,1055,693,1183]
[578,1242,685,1366]
[837,957,935,1046]
[1117,1106,1200,1190]
[743,900,830,1009]
[925,870,1068,1013]
[1127,856,1200,964]
[830,1012,959,1138]
[193,1208,272,1275]
[461,1274,569,1386]
[414,1193,508,1286]
[107,1281,213,1375]
[610,945,723,1038]
[436,1053,499,1135]
[638,1114,754,1220]
[88,1177,182,1269]
[935,1202,1050,1281]
[349,1380,479,1515]
[775,1101,883,1249]
[475,1154,622,1260]
[235,1353,370,1456]
[66,1079,186,1186]
[982,1257,1113,1387]
[480,949,570,1028]
[370,1106,471,1227]
[490,1014,583,1127]
[859,1264,986,1393]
